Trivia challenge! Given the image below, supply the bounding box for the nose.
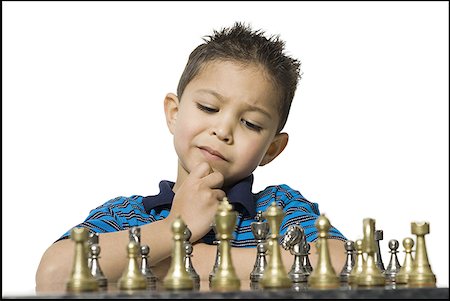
[211,119,233,144]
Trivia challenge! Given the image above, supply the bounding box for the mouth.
[198,146,228,162]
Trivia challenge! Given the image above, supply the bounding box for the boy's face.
[165,60,288,187]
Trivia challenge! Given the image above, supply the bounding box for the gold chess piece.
[163,216,194,290]
[307,214,340,289]
[395,237,415,285]
[408,221,436,287]
[210,197,241,292]
[260,202,292,289]
[356,218,385,287]
[117,240,148,291]
[66,227,99,293]
[348,239,365,286]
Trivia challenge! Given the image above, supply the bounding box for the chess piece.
[395,237,415,285]
[129,226,141,245]
[87,232,99,268]
[260,202,292,289]
[408,221,436,287]
[308,214,340,289]
[163,216,194,290]
[66,227,99,293]
[348,239,364,286]
[339,240,355,283]
[356,218,385,287]
[374,230,385,273]
[88,243,108,290]
[210,197,241,291]
[140,245,157,289]
[183,226,200,290]
[250,211,270,283]
[118,241,148,291]
[303,242,313,274]
[209,240,221,284]
[281,224,310,283]
[384,239,402,284]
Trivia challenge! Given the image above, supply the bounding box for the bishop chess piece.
[307,214,340,289]
[260,202,292,289]
[339,240,355,283]
[183,226,200,290]
[348,239,364,286]
[356,218,385,287]
[210,197,241,292]
[88,243,108,290]
[118,241,148,291]
[384,239,402,284]
[395,237,415,285]
[281,224,310,283]
[140,244,157,289]
[374,229,385,273]
[408,221,436,287]
[250,211,269,284]
[163,216,194,290]
[66,227,99,293]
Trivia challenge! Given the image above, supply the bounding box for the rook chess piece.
[408,221,436,287]
[88,243,108,290]
[250,211,270,284]
[118,241,148,291]
[348,239,364,286]
[384,239,402,284]
[339,240,355,283]
[140,245,157,289]
[210,197,241,291]
[307,214,340,289]
[395,237,415,285]
[260,202,292,289]
[66,227,99,293]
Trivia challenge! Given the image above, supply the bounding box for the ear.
[164,93,180,135]
[259,132,289,166]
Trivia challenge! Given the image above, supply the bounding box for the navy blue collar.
[142,174,256,218]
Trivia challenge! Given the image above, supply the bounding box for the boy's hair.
[177,22,301,133]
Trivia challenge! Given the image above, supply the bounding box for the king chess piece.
[140,244,157,289]
[281,224,310,283]
[66,227,99,293]
[408,221,436,287]
[307,214,340,289]
[395,237,415,286]
[118,241,148,291]
[210,197,241,292]
[250,211,269,284]
[384,239,402,284]
[339,240,355,283]
[260,202,292,289]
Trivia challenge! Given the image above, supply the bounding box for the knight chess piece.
[66,227,99,293]
[395,237,415,285]
[384,239,402,284]
[374,229,386,273]
[408,221,437,287]
[118,241,148,291]
[348,239,364,286]
[183,226,200,290]
[88,243,108,290]
[163,216,194,291]
[339,240,355,283]
[356,218,385,287]
[140,244,157,289]
[260,202,292,289]
[307,214,340,289]
[281,224,310,283]
[210,197,241,292]
[250,211,270,284]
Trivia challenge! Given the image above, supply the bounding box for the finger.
[202,170,224,189]
[189,162,213,179]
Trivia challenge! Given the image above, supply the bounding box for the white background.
[2,1,448,296]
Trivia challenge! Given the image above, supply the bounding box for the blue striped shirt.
[58,175,346,246]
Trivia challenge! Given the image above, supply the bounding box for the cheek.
[237,138,269,166]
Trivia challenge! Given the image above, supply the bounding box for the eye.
[241,119,262,132]
[196,103,218,113]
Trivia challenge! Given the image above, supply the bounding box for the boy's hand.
[168,162,225,242]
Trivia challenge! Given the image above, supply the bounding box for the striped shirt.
[58,175,346,246]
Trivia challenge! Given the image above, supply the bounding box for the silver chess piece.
[183,226,200,290]
[129,226,141,245]
[250,211,270,284]
[140,244,157,289]
[88,243,108,290]
[374,229,385,273]
[339,240,355,283]
[209,222,220,285]
[303,242,313,274]
[384,239,402,284]
[281,224,310,283]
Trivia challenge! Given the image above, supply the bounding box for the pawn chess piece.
[118,241,148,291]
[281,224,310,283]
[87,232,99,268]
[307,214,340,289]
[209,239,221,284]
[250,211,270,283]
[260,202,292,289]
[395,237,415,285]
[66,227,99,293]
[356,218,385,287]
[183,226,200,290]
[210,197,241,291]
[303,242,313,274]
[339,240,355,283]
[374,230,385,273]
[348,239,364,286]
[140,245,157,289]
[384,239,402,284]
[163,216,194,290]
[408,221,437,287]
[88,243,108,290]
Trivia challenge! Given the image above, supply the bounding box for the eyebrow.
[196,89,272,119]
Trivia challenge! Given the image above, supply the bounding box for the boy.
[36,22,346,292]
